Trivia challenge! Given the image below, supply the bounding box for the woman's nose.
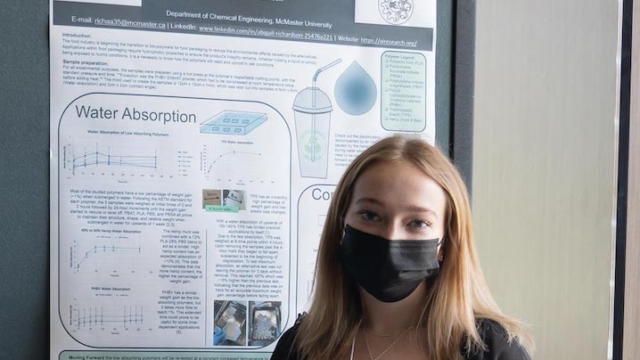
[380,222,405,240]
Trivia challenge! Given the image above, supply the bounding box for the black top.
[270,319,531,360]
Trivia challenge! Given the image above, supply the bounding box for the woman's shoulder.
[465,319,532,360]
[270,314,305,360]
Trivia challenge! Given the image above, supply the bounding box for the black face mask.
[340,225,441,303]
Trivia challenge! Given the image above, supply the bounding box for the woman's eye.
[409,220,431,228]
[358,211,378,222]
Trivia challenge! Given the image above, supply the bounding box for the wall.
[473,1,619,359]
[0,1,50,359]
[0,1,459,358]
[623,1,640,358]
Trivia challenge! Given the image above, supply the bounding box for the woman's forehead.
[350,161,447,215]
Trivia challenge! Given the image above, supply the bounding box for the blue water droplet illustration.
[334,61,377,116]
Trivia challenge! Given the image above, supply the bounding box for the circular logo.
[379,0,414,25]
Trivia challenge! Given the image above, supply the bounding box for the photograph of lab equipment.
[247,301,282,347]
[222,189,245,210]
[213,300,247,346]
[202,189,222,208]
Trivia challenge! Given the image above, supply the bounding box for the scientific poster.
[49,0,436,358]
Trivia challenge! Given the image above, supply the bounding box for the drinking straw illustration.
[293,59,342,178]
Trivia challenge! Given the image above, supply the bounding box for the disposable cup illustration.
[293,59,341,179]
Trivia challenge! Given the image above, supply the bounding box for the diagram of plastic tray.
[200,111,268,136]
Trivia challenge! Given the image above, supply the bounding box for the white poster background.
[50,0,437,358]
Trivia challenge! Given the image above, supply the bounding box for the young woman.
[271,136,534,360]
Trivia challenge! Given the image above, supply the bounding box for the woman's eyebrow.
[354,197,384,206]
[404,205,439,219]
[355,198,439,219]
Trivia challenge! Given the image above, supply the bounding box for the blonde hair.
[295,136,534,359]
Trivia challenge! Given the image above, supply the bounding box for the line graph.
[71,243,141,272]
[205,150,262,175]
[71,305,144,330]
[200,144,279,185]
[70,238,143,274]
[60,137,195,179]
[66,143,157,175]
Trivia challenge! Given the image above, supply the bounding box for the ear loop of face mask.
[437,238,445,264]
